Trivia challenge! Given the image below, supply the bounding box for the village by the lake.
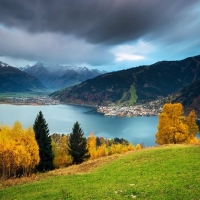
[0,96,60,105]
[97,99,165,117]
[0,95,166,117]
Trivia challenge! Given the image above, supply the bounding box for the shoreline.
[0,102,200,119]
[61,102,98,108]
[0,102,58,106]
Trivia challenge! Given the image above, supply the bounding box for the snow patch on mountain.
[0,61,9,68]
[19,61,106,90]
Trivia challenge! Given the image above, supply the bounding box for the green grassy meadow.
[0,145,200,200]
[117,85,138,106]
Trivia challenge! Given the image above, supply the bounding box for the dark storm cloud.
[0,0,199,45]
[0,27,113,66]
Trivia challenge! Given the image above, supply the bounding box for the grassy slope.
[117,85,138,106]
[0,145,200,200]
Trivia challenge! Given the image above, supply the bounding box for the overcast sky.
[0,0,200,71]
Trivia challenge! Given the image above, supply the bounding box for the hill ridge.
[50,54,200,106]
[0,61,46,92]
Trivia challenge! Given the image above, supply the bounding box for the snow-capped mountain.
[0,61,9,68]
[20,62,105,90]
[0,61,46,92]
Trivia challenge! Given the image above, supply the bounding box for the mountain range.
[0,61,45,92]
[1,55,200,116]
[50,55,200,108]
[20,62,105,90]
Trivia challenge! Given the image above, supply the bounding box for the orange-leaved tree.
[155,103,199,145]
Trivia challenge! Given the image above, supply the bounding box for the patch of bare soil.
[49,154,123,176]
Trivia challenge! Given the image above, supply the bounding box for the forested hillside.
[173,79,200,116]
[51,55,200,106]
[0,61,46,92]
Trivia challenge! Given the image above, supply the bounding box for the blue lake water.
[0,104,199,147]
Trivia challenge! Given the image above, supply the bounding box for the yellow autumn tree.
[87,132,97,160]
[110,143,123,154]
[135,144,142,150]
[23,126,40,174]
[51,134,72,168]
[0,125,14,177]
[155,103,199,145]
[185,110,199,143]
[11,122,30,176]
[86,133,138,158]
[109,143,137,155]
[0,122,40,178]
[96,144,108,157]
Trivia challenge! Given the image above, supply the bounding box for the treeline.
[52,132,141,168]
[0,112,140,179]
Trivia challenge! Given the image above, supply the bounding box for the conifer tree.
[33,111,54,172]
[68,122,89,164]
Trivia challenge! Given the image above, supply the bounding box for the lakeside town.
[0,95,166,117]
[97,99,165,117]
[0,96,60,105]
[0,96,199,119]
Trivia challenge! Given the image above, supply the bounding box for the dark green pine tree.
[68,122,90,164]
[33,111,54,172]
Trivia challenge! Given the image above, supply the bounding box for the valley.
[1,2,200,199]
[1,54,200,117]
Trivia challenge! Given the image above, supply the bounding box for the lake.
[0,104,199,147]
